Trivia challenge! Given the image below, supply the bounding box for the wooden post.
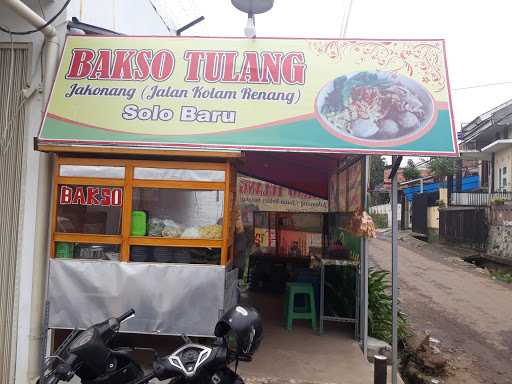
[120,165,133,262]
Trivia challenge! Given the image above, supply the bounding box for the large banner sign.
[38,36,458,155]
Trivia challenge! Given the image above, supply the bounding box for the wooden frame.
[38,144,242,159]
[50,156,236,265]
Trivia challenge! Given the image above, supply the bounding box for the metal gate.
[411,192,439,236]
[0,43,29,384]
[439,208,488,250]
[411,194,428,235]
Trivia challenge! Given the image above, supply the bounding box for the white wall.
[369,203,402,228]
[494,147,512,192]
[0,2,69,382]
[67,0,175,35]
[0,1,178,382]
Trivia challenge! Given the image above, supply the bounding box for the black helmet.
[214,305,263,358]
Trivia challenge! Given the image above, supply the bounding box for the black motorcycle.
[40,305,262,384]
[39,309,143,384]
[132,305,262,384]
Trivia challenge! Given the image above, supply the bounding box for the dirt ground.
[369,233,512,384]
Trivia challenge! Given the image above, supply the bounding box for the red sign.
[59,185,123,207]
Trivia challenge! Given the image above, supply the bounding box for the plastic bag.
[348,208,376,238]
[234,204,244,234]
[148,218,165,236]
[181,227,201,239]
[162,225,183,238]
[149,218,183,237]
[199,224,223,239]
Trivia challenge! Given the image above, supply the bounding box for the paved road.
[369,235,512,384]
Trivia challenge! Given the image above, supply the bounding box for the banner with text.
[238,176,327,226]
[38,36,458,155]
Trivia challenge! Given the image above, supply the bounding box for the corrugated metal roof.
[402,175,480,202]
[461,98,512,141]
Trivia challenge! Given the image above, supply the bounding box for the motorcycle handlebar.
[117,308,135,323]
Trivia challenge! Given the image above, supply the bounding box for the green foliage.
[428,157,455,180]
[491,198,505,205]
[324,266,358,318]
[370,213,388,229]
[370,155,386,189]
[368,268,409,343]
[402,159,421,181]
[492,270,512,283]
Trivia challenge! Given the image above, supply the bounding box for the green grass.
[492,270,512,283]
[370,213,388,229]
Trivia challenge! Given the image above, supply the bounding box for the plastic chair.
[284,282,317,330]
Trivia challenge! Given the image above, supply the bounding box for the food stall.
[48,156,240,336]
[36,35,457,346]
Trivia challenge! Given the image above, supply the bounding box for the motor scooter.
[39,309,143,384]
[40,305,261,384]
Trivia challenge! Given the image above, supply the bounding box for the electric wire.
[339,0,354,38]
[453,81,512,91]
[0,0,71,35]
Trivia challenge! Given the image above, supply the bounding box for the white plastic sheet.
[48,259,238,336]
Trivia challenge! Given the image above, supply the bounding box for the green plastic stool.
[284,282,317,331]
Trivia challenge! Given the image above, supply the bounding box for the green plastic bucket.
[131,211,148,236]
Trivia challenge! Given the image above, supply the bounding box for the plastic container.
[131,211,148,236]
[56,242,74,259]
[130,246,151,262]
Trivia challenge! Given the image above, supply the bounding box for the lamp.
[231,0,274,37]
[244,15,256,38]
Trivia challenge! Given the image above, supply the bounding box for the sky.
[159,0,512,163]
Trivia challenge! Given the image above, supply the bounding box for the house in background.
[459,99,512,193]
[438,100,512,264]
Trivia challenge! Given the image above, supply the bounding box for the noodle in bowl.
[315,71,437,147]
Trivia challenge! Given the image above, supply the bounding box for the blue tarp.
[402,175,480,202]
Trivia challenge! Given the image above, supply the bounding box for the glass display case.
[51,158,236,265]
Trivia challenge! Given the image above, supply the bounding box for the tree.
[369,155,385,189]
[428,157,455,181]
[402,159,421,181]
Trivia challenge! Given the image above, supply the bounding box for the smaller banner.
[238,176,327,225]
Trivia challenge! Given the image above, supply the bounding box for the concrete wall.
[487,226,512,263]
[439,188,448,205]
[493,146,512,192]
[0,1,177,382]
[427,206,440,229]
[369,203,402,228]
[0,2,69,382]
[485,206,512,263]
